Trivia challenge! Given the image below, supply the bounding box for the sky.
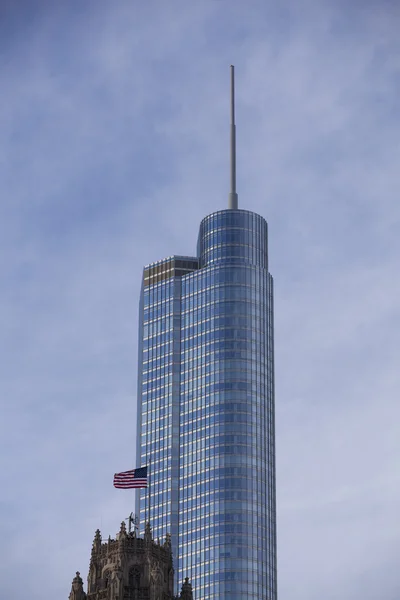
[1,0,400,598]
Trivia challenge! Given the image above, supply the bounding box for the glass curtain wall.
[137,210,276,600]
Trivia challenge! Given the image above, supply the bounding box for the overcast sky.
[1,1,400,598]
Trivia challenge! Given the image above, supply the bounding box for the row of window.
[140,453,272,471]
[199,208,267,230]
[142,352,272,375]
[179,510,276,525]
[142,265,271,300]
[142,395,271,410]
[200,236,266,249]
[143,375,273,393]
[141,415,275,435]
[142,279,269,312]
[181,283,271,305]
[141,382,273,399]
[143,356,273,377]
[142,415,274,434]
[140,430,274,450]
[201,245,267,267]
[141,347,269,368]
[182,260,270,282]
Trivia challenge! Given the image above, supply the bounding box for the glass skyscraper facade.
[136,208,276,599]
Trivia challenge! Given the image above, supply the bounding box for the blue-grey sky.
[1,1,400,598]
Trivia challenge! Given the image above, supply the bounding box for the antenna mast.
[228,65,238,210]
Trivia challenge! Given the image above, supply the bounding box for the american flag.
[113,466,148,489]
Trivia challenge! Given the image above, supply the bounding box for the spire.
[118,520,127,542]
[228,65,238,210]
[68,572,87,600]
[92,529,101,553]
[119,520,127,534]
[144,521,152,543]
[164,532,172,550]
[179,577,193,600]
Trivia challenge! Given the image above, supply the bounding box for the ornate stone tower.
[68,521,192,600]
[69,571,87,600]
[177,578,193,600]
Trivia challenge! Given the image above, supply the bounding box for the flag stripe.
[114,484,148,488]
[113,475,147,480]
[113,479,147,484]
[113,466,148,489]
[113,483,147,488]
[113,477,147,481]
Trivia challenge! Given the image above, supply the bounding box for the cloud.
[1,1,400,599]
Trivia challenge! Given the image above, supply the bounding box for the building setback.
[136,67,277,599]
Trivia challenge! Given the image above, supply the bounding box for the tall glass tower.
[136,67,277,600]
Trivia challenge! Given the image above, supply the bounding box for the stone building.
[68,521,193,600]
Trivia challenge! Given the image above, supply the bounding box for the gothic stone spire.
[69,572,87,600]
[179,577,193,600]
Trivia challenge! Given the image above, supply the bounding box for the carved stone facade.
[68,522,193,600]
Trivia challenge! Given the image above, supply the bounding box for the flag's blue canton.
[134,467,147,478]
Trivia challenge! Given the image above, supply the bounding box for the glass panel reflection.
[137,210,276,599]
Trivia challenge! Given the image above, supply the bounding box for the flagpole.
[147,459,151,526]
[145,470,148,527]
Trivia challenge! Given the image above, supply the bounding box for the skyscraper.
[136,67,277,600]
